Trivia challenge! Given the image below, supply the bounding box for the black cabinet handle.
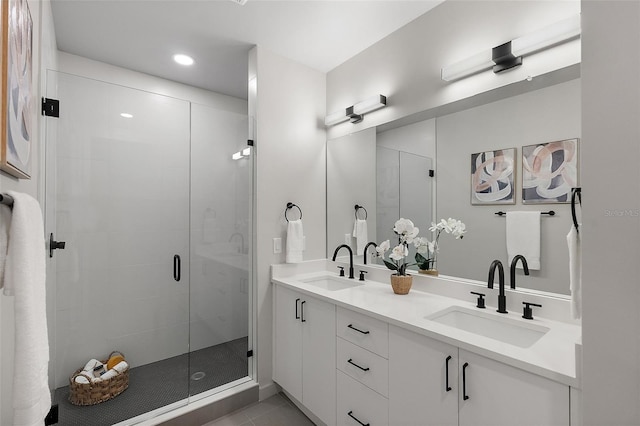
[347,358,370,372]
[301,300,306,322]
[347,324,370,335]
[173,255,181,281]
[295,298,301,320]
[445,355,452,392]
[347,411,370,426]
[462,362,469,400]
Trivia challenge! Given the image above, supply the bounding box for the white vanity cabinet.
[273,284,336,425]
[389,325,570,426]
[389,325,458,426]
[458,350,569,426]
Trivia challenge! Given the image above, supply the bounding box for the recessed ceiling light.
[120,113,133,118]
[173,54,194,66]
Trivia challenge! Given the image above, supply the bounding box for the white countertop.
[272,259,581,388]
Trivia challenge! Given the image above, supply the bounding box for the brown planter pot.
[390,274,413,295]
[419,269,439,277]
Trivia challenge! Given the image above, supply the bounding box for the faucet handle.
[522,302,542,320]
[470,292,486,309]
[337,266,345,277]
[359,270,368,281]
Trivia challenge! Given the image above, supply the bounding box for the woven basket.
[69,351,129,406]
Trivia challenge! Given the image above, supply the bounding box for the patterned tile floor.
[202,393,314,426]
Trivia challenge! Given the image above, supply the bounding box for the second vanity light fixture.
[325,94,387,126]
[441,15,581,82]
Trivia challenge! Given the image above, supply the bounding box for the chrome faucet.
[332,244,355,279]
[229,232,245,254]
[510,254,529,289]
[487,260,508,314]
[363,241,377,265]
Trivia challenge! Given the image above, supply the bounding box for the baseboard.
[258,380,279,401]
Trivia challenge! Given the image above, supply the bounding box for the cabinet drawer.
[337,307,389,358]
[337,337,389,397]
[337,370,388,426]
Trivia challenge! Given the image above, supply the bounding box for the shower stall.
[45,70,253,425]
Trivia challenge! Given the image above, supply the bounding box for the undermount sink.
[426,306,549,348]
[301,276,364,291]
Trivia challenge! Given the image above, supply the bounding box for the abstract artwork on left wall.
[0,0,33,179]
[471,148,516,205]
[522,138,579,204]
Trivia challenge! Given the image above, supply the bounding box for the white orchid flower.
[376,240,390,256]
[393,218,415,235]
[389,244,408,261]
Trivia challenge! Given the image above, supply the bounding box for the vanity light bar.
[441,14,581,82]
[325,94,387,127]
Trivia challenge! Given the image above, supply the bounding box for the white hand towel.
[0,204,11,289]
[3,191,51,426]
[286,219,304,263]
[352,219,368,256]
[506,211,541,270]
[567,225,581,319]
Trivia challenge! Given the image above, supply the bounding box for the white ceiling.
[51,0,443,100]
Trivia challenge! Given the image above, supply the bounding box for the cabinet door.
[302,295,336,426]
[273,285,303,400]
[459,350,569,426]
[389,325,458,426]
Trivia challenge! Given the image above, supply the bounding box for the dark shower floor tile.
[53,337,248,425]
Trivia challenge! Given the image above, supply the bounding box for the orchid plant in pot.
[414,218,466,276]
[376,218,419,294]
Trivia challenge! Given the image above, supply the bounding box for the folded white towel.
[0,204,11,289]
[506,211,541,270]
[352,219,368,256]
[286,219,304,263]
[567,224,581,319]
[3,191,51,426]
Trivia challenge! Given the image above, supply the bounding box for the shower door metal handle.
[174,255,181,281]
[49,233,66,258]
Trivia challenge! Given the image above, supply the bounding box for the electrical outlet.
[344,233,351,245]
[273,237,282,254]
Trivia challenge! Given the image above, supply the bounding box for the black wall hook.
[285,202,302,222]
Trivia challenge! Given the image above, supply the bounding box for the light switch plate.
[273,237,282,254]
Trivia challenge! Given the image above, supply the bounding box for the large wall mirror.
[327,71,581,296]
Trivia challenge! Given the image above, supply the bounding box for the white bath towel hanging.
[567,224,582,319]
[352,219,368,256]
[0,203,11,288]
[3,191,51,426]
[506,211,541,270]
[286,219,304,263]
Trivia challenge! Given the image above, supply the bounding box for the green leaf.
[383,260,398,271]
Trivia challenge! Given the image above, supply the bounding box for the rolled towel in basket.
[100,361,128,381]
[82,359,103,373]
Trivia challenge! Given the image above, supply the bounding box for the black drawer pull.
[295,298,301,320]
[301,300,306,322]
[445,355,452,392]
[347,411,370,426]
[347,324,370,335]
[347,358,370,372]
[462,362,469,400]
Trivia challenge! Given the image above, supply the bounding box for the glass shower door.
[48,72,191,425]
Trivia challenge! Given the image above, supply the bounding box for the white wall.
[377,119,436,160]
[249,46,326,399]
[436,79,580,294]
[327,0,580,140]
[0,0,58,424]
[581,1,640,424]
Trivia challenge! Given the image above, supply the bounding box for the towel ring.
[285,202,302,222]
[571,188,581,233]
[354,204,368,220]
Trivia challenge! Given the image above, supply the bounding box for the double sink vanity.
[271,258,581,426]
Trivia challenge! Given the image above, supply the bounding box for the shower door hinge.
[42,97,60,117]
[247,350,253,358]
[247,139,254,146]
[45,404,58,425]
[429,169,435,177]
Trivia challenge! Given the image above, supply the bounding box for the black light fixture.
[492,41,522,74]
[325,95,387,126]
